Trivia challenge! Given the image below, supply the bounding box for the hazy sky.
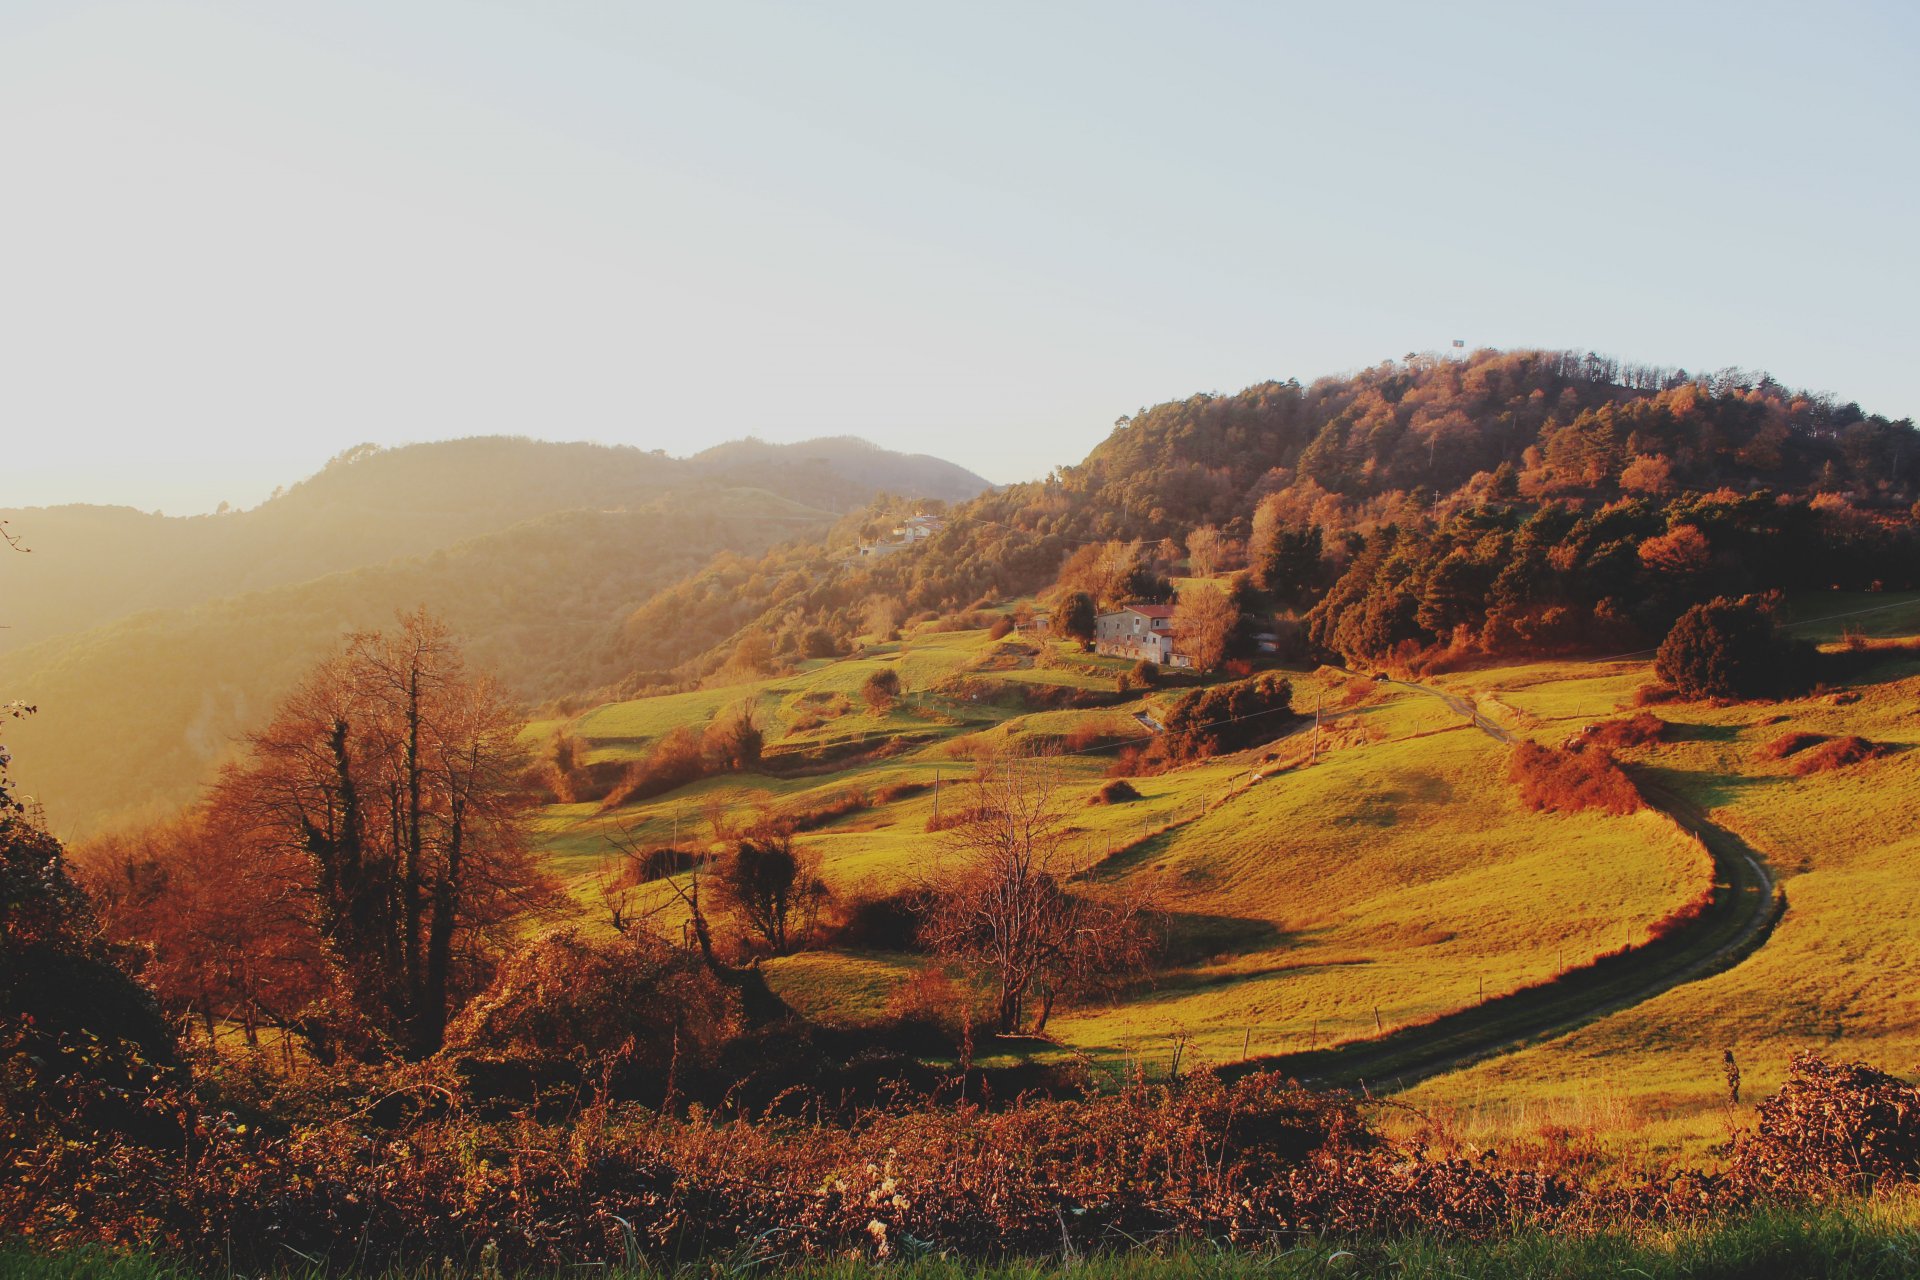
[3,1,1915,513]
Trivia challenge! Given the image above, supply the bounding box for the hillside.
[601,349,1920,689]
[0,488,838,836]
[0,435,992,656]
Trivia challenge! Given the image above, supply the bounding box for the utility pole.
[932,768,940,827]
[1311,693,1323,764]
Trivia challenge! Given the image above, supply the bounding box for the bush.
[1731,1053,1920,1198]
[1757,731,1828,761]
[1655,596,1815,700]
[1789,735,1893,776]
[987,616,1015,640]
[1507,741,1643,815]
[600,726,710,809]
[1090,779,1142,805]
[1573,712,1668,749]
[829,889,925,951]
[1130,659,1159,689]
[446,929,738,1080]
[1154,672,1296,763]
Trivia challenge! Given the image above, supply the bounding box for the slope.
[1,488,836,836]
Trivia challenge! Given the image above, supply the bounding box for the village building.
[1094,604,1189,666]
[858,513,945,557]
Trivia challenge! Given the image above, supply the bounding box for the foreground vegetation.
[16,1198,1920,1280]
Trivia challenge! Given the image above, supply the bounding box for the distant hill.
[1,488,836,836]
[689,436,992,506]
[0,433,989,836]
[0,435,990,656]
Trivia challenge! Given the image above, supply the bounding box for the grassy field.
[530,614,1715,1088]
[1401,601,1920,1161]
[15,1196,1920,1279]
[521,591,1920,1161]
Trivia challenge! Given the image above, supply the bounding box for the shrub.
[829,889,925,951]
[1154,672,1295,763]
[1130,659,1160,689]
[881,965,981,1040]
[623,846,707,883]
[600,726,709,809]
[782,787,870,832]
[1757,730,1828,761]
[1730,1053,1920,1198]
[1507,741,1643,815]
[1655,596,1815,700]
[871,780,930,805]
[1090,779,1142,805]
[445,929,738,1078]
[987,616,1015,640]
[1574,712,1667,749]
[1790,735,1893,776]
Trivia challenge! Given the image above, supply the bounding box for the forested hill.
[1,489,836,837]
[609,349,1919,687]
[0,435,992,655]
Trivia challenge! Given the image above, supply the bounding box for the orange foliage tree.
[209,610,552,1056]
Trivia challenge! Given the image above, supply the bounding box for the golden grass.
[531,592,1920,1166]
[1404,632,1920,1163]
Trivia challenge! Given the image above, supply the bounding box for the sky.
[2,1,1916,514]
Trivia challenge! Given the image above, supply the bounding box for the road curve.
[1225,681,1779,1093]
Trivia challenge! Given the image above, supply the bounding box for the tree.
[81,811,340,1057]
[918,751,1151,1034]
[704,701,764,772]
[1249,504,1324,606]
[1171,582,1240,672]
[1186,525,1227,577]
[1655,596,1813,699]
[861,667,903,712]
[1057,590,1098,650]
[212,610,552,1056]
[711,831,828,955]
[1620,452,1677,497]
[801,625,841,659]
[1638,524,1712,577]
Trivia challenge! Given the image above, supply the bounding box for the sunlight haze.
[3,0,1915,512]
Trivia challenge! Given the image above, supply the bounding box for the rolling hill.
[0,435,991,836]
[0,435,991,656]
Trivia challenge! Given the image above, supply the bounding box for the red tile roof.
[1128,604,1177,619]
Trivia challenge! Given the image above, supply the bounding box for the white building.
[1094,605,1188,665]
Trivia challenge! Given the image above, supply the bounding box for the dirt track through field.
[1225,680,1778,1094]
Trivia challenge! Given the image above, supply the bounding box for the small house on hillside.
[1095,605,1189,666]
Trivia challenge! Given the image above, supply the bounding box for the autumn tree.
[81,811,339,1056]
[1171,582,1240,672]
[711,830,828,955]
[212,609,551,1056]
[1186,525,1227,577]
[918,751,1152,1034]
[1056,590,1098,650]
[1249,503,1324,606]
[1638,524,1712,577]
[704,701,764,771]
[861,667,903,712]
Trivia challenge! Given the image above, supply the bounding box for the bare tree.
[918,750,1153,1034]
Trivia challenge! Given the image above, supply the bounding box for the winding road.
[1226,679,1780,1093]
